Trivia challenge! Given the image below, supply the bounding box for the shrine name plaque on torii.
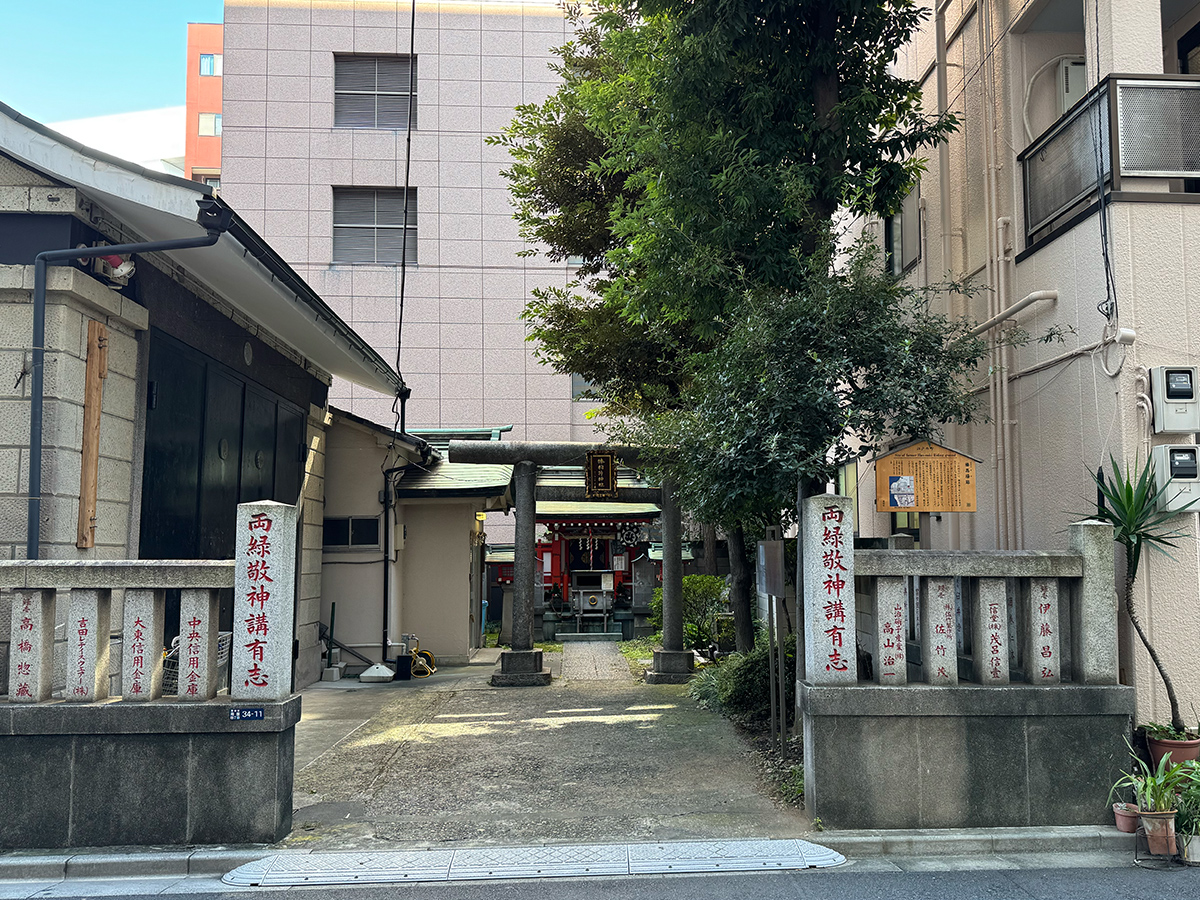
[448,441,692,685]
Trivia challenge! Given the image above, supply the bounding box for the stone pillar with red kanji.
[802,494,856,685]
[921,577,958,685]
[874,577,907,685]
[177,588,220,701]
[974,578,1010,685]
[1026,577,1060,684]
[121,588,165,700]
[8,589,56,703]
[231,500,298,702]
[66,588,111,702]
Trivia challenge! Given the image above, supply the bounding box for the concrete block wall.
[0,265,146,562]
[221,0,601,444]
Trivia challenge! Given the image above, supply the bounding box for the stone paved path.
[286,661,810,851]
[560,640,632,681]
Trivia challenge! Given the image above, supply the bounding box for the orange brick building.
[184,23,223,187]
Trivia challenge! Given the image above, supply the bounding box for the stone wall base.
[0,696,300,848]
[800,683,1135,829]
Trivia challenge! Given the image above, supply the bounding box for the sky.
[0,1,225,124]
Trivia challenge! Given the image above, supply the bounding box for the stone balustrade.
[3,498,300,705]
[801,494,1118,687]
[2,560,234,703]
[798,495,1132,830]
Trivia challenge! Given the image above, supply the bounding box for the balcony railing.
[1020,74,1200,246]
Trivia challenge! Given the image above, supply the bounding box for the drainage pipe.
[936,1,954,295]
[27,203,229,559]
[970,290,1059,335]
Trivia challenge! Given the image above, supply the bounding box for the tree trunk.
[727,525,755,652]
[1124,570,1186,734]
[700,523,718,576]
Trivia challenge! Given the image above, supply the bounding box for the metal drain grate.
[222,838,845,886]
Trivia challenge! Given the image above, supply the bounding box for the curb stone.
[818,826,1136,858]
[0,847,270,882]
[0,828,1136,881]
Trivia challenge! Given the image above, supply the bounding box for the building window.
[198,113,222,136]
[199,53,223,77]
[334,55,417,129]
[884,183,920,276]
[204,176,221,192]
[571,373,597,401]
[333,188,418,265]
[323,516,381,549]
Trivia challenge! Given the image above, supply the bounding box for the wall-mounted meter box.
[1151,445,1200,512]
[1150,366,1200,433]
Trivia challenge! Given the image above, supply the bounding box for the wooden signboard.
[874,441,978,513]
[585,450,618,499]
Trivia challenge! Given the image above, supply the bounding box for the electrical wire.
[1089,0,1119,328]
[384,0,419,475]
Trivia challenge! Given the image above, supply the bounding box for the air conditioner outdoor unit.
[1059,58,1087,116]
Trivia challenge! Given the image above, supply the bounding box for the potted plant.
[1179,783,1200,864]
[1090,458,1199,749]
[1109,743,1200,856]
[1144,719,1200,769]
[1112,799,1140,834]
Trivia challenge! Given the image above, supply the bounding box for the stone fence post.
[1069,519,1118,684]
[802,494,856,685]
[8,590,55,702]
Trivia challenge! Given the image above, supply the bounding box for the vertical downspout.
[382,472,391,662]
[975,0,1008,549]
[936,3,954,294]
[937,1,963,551]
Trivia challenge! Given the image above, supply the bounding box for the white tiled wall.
[223,0,599,440]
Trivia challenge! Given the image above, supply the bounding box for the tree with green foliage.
[495,0,976,650]
[651,573,728,650]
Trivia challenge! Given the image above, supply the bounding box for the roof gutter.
[27,198,233,559]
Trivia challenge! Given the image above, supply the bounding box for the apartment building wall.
[185,22,225,183]
[870,0,1200,722]
[220,0,598,449]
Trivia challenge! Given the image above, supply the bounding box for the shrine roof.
[0,100,402,397]
[394,460,514,499]
[647,542,695,561]
[536,464,654,492]
[409,425,514,455]
[485,545,514,564]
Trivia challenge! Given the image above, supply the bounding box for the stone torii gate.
[449,440,693,685]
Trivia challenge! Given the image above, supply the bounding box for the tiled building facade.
[220,0,594,442]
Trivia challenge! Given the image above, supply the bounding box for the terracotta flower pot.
[1113,803,1140,833]
[1147,735,1200,768]
[1140,810,1178,856]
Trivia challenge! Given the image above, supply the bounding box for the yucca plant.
[1090,456,1197,734]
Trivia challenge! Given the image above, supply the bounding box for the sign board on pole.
[873,440,980,513]
[756,540,785,597]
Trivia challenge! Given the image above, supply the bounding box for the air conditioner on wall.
[1059,57,1087,116]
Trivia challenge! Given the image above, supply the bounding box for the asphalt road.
[8,861,1200,900]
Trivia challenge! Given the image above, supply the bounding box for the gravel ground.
[284,644,811,851]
